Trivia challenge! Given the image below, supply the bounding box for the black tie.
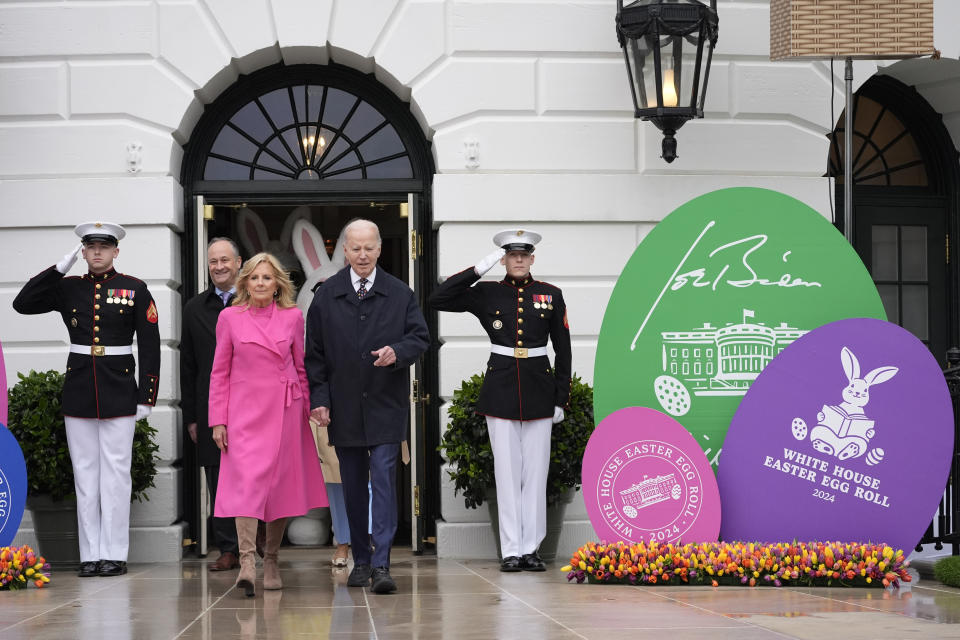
[357,278,368,299]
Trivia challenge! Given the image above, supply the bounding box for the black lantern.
[616,0,719,162]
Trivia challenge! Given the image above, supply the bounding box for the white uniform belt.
[70,344,133,356]
[491,344,547,359]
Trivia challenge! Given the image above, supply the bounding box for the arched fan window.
[203,84,413,180]
[828,95,928,186]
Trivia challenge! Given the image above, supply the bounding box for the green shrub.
[7,369,159,502]
[440,372,594,509]
[933,555,960,588]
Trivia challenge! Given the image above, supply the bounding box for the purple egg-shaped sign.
[582,407,721,544]
[718,318,953,551]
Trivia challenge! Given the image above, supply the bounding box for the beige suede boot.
[234,517,258,597]
[263,518,287,590]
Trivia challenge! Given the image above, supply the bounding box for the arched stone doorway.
[179,62,438,554]
[829,74,960,365]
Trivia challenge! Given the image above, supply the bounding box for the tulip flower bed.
[0,545,51,590]
[562,541,910,588]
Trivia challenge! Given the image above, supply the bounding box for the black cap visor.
[82,234,118,246]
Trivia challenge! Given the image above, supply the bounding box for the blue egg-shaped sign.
[0,426,28,547]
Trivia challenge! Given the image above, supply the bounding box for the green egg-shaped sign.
[595,188,886,466]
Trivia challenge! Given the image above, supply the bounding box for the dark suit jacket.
[181,287,230,467]
[305,267,429,447]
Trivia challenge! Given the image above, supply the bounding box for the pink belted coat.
[208,302,327,520]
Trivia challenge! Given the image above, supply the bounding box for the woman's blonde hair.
[232,252,297,309]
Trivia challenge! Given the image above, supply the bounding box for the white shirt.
[350,267,376,293]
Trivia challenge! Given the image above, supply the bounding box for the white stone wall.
[1,1,958,561]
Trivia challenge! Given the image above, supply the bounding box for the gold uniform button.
[517,340,523,346]
[495,310,500,315]
[95,284,101,289]
[125,369,129,373]
[94,326,100,332]
[94,337,100,343]
[518,318,524,324]
[95,294,101,300]
[518,307,524,313]
[517,329,523,335]
[94,315,100,321]
[72,308,77,312]
[95,304,100,310]
[518,288,524,293]
[518,297,524,303]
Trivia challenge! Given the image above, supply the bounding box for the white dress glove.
[552,406,565,424]
[474,248,506,277]
[55,243,83,274]
[135,404,152,421]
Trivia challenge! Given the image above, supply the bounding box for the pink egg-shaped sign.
[718,318,953,552]
[582,407,721,544]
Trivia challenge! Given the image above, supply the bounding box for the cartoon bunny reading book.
[793,346,898,463]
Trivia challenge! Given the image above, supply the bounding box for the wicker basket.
[771,0,934,60]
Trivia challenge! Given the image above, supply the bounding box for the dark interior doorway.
[829,74,960,366]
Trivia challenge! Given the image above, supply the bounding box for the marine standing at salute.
[13,222,160,578]
[430,229,572,572]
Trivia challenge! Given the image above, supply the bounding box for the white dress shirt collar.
[350,267,376,292]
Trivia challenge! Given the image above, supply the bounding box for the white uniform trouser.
[485,416,552,558]
[64,416,135,562]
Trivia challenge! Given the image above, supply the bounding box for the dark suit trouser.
[338,443,399,568]
[204,465,238,554]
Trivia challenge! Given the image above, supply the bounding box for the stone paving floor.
[2,547,959,639]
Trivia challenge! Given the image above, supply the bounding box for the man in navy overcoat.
[305,219,429,594]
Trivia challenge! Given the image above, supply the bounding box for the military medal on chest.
[107,288,135,305]
[533,294,553,310]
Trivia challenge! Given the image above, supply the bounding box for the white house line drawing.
[620,473,680,511]
[653,310,807,417]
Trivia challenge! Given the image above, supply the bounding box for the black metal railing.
[917,348,960,554]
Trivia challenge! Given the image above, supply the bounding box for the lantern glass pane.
[625,34,655,110]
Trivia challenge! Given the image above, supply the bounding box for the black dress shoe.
[347,563,372,587]
[78,561,100,578]
[370,566,397,594]
[521,553,546,572]
[500,556,522,572]
[98,560,128,576]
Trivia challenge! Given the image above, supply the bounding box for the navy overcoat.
[304,267,429,447]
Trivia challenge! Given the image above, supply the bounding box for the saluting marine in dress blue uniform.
[431,229,572,572]
[13,221,160,578]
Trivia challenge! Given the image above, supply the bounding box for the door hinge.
[422,536,437,545]
[414,485,421,516]
[412,378,420,403]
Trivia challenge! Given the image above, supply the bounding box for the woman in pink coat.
[209,252,327,597]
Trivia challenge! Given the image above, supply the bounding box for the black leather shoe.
[347,563,372,587]
[500,556,522,572]
[521,553,546,572]
[370,566,397,594]
[78,561,100,578]
[98,560,128,576]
